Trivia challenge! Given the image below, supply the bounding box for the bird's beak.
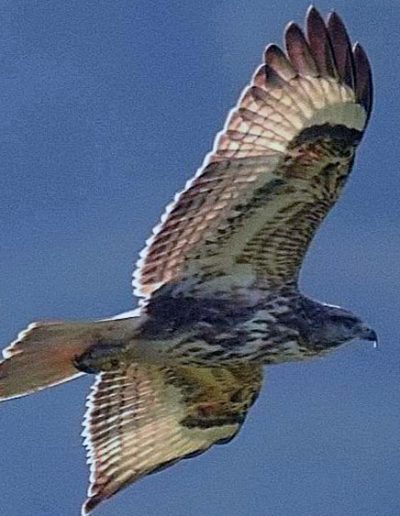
[361,327,378,348]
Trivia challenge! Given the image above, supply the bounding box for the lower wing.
[82,362,263,514]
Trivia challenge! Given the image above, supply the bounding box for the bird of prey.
[1,6,375,515]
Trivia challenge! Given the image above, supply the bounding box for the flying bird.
[1,6,375,515]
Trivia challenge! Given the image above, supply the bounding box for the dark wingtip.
[285,21,318,76]
[306,5,325,31]
[327,10,343,28]
[353,42,373,122]
[327,11,356,89]
[284,20,300,39]
[306,5,337,78]
[307,7,372,124]
[264,43,297,80]
[306,5,320,19]
[82,495,102,515]
[263,7,372,128]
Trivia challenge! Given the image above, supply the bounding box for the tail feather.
[0,319,135,401]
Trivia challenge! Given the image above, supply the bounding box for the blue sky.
[1,1,399,515]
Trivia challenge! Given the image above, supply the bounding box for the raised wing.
[82,363,262,514]
[134,7,372,297]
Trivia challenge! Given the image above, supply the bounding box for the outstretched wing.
[134,7,372,297]
[82,363,263,514]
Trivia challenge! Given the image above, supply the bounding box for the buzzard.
[1,6,375,515]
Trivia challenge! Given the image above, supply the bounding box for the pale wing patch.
[82,363,262,514]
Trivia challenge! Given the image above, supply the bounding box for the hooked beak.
[360,326,378,348]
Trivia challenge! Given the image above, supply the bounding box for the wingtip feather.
[327,11,355,90]
[264,44,297,81]
[82,496,102,516]
[306,5,337,78]
[285,21,318,76]
[353,42,373,120]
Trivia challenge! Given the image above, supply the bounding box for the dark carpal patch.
[294,123,363,146]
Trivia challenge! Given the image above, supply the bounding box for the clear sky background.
[1,1,399,515]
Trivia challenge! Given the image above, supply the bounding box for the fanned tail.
[0,319,135,401]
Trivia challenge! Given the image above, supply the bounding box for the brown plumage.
[0,7,374,515]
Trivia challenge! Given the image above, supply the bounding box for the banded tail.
[0,318,135,401]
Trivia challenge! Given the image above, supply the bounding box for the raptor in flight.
[1,6,375,515]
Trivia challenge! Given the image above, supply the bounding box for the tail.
[0,318,135,402]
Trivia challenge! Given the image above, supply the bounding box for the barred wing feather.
[134,7,372,297]
[82,363,262,514]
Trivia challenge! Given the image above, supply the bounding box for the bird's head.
[311,304,378,348]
